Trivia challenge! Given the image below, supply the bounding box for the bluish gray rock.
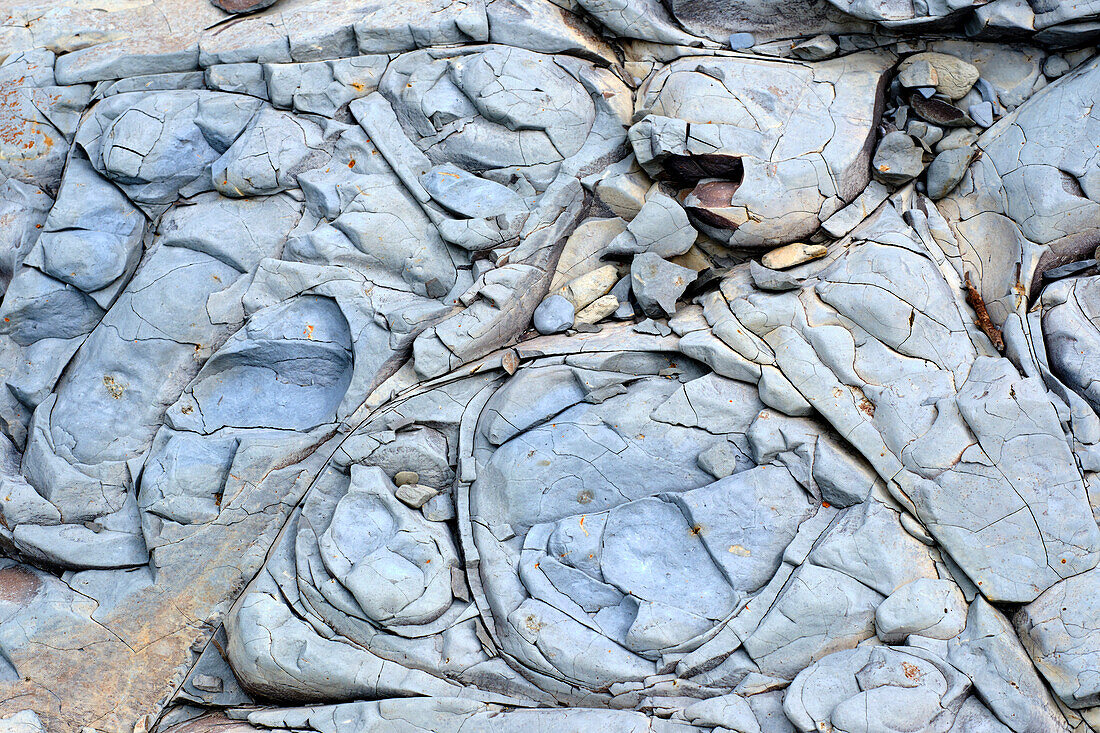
[631,253,697,318]
[533,294,575,334]
[0,4,1096,732]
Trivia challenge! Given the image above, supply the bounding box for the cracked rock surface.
[0,1,1098,732]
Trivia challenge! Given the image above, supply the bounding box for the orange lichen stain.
[348,158,356,168]
[102,375,124,399]
[303,324,314,339]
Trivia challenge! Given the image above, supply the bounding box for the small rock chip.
[630,253,698,318]
[926,147,976,200]
[728,32,756,50]
[192,674,224,693]
[898,52,979,100]
[697,442,743,479]
[907,120,944,147]
[501,349,519,375]
[761,242,827,271]
[968,101,995,128]
[974,77,998,105]
[533,293,575,334]
[394,471,419,486]
[872,131,926,186]
[791,34,838,61]
[1043,55,1070,79]
[395,483,439,509]
[1042,259,1098,281]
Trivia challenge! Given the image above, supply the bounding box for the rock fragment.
[760,243,827,271]
[533,294,576,334]
[630,253,698,317]
[899,52,980,99]
[873,132,926,185]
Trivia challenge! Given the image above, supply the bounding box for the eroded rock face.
[0,2,1099,733]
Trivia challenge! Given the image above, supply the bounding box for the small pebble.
[394,470,419,486]
[533,293,575,334]
[1043,55,1070,79]
[729,32,756,50]
[968,101,994,128]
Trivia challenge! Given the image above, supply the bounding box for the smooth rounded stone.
[393,470,419,486]
[926,146,977,200]
[875,578,968,643]
[760,243,827,270]
[928,40,1044,111]
[533,293,576,334]
[1044,54,1070,78]
[575,294,620,325]
[872,131,926,185]
[728,32,756,49]
[968,100,995,127]
[898,52,980,100]
[211,0,279,13]
[394,483,439,509]
[556,265,620,310]
[420,163,527,219]
[682,694,760,731]
[630,252,698,318]
[909,94,974,127]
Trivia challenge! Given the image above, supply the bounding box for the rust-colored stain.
[964,271,1005,352]
[0,565,41,604]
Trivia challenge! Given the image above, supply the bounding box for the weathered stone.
[899,52,980,99]
[760,243,827,271]
[873,131,926,185]
[0,5,1095,733]
[533,294,576,334]
[631,253,698,318]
